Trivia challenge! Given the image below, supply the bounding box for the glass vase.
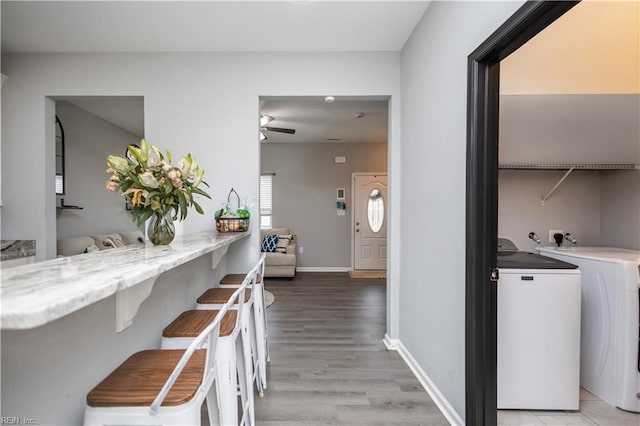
[147,211,175,245]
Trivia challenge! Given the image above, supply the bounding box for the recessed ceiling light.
[324,96,335,104]
[355,112,365,118]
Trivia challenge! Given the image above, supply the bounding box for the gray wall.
[1,51,402,422]
[400,1,524,420]
[498,170,602,252]
[500,94,640,164]
[600,170,640,250]
[261,142,387,269]
[499,94,640,251]
[1,52,401,267]
[55,101,141,241]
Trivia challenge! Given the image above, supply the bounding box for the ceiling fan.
[260,115,295,141]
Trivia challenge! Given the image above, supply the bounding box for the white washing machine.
[497,240,582,409]
[538,246,640,413]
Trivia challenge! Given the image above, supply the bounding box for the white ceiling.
[1,1,430,53]
[260,97,388,144]
[4,2,413,144]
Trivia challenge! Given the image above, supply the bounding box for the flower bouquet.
[106,139,211,245]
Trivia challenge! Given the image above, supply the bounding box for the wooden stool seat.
[220,273,247,285]
[163,310,237,338]
[220,273,261,285]
[197,287,251,305]
[86,350,205,408]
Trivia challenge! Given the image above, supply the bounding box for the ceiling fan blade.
[263,126,296,134]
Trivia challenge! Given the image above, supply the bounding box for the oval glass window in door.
[367,188,384,233]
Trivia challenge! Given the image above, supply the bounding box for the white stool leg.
[246,304,263,397]
[216,337,238,426]
[252,284,268,391]
[206,375,222,426]
[240,309,255,426]
[198,298,264,396]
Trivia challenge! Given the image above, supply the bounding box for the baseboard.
[382,333,399,350]
[295,267,352,273]
[390,339,464,426]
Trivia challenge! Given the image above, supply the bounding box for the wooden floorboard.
[253,272,449,425]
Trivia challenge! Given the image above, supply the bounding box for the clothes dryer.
[537,247,640,413]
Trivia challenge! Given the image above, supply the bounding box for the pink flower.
[171,177,183,188]
[105,181,117,192]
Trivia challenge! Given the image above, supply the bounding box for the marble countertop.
[1,240,36,261]
[0,231,249,330]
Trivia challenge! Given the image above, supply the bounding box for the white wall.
[55,101,141,241]
[498,170,602,252]
[262,142,387,269]
[400,1,524,421]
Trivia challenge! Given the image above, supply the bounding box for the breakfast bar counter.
[1,230,252,424]
[1,231,249,331]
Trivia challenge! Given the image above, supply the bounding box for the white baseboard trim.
[296,267,352,273]
[391,339,464,426]
[382,333,399,350]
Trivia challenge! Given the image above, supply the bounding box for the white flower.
[140,171,160,188]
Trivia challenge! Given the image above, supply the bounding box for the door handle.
[356,222,360,226]
[356,229,360,232]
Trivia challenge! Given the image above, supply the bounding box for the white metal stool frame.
[195,273,258,425]
[161,264,259,426]
[84,287,237,426]
[219,253,269,394]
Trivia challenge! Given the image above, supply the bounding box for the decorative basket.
[216,188,250,233]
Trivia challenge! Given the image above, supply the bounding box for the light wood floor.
[254,272,449,425]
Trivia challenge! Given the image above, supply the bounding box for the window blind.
[260,175,272,215]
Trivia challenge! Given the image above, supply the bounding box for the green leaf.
[177,191,188,217]
[132,208,154,227]
[193,200,204,215]
[191,187,212,199]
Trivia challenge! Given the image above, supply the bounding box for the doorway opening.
[465,2,579,424]
[259,96,389,274]
[51,96,145,255]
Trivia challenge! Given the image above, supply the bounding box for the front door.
[354,174,388,270]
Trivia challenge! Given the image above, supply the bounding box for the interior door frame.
[351,172,388,271]
[465,1,579,424]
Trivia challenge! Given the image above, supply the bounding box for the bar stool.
[195,284,261,418]
[84,293,231,426]
[162,310,242,426]
[219,254,268,393]
[161,270,258,425]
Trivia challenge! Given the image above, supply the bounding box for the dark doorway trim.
[465,2,579,425]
